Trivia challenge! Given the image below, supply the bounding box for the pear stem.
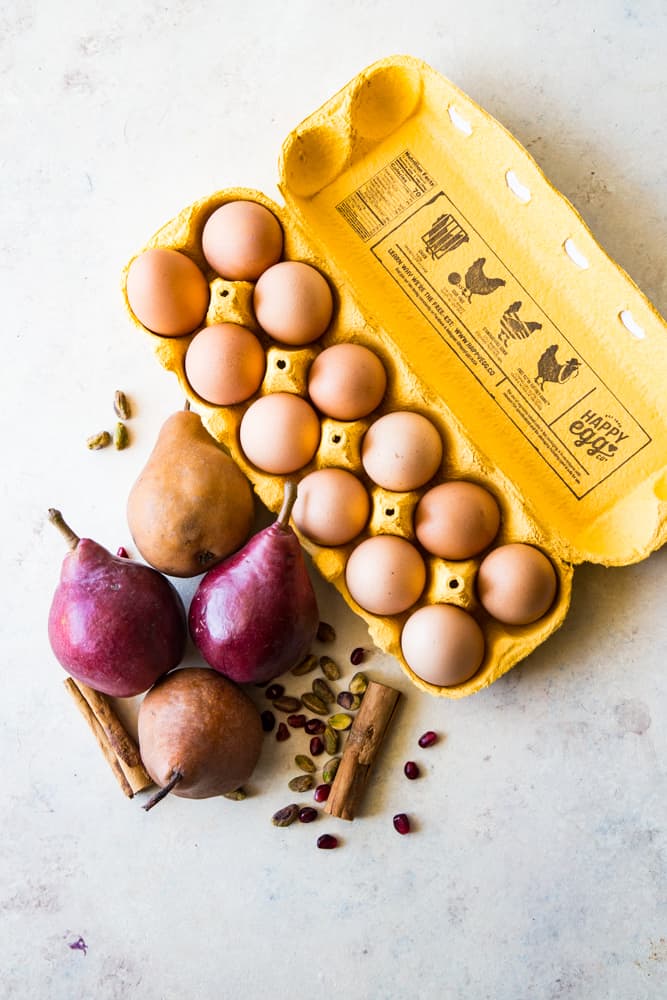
[184,399,191,411]
[143,770,184,811]
[48,509,80,550]
[276,481,298,530]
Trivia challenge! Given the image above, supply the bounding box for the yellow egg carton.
[122,55,667,698]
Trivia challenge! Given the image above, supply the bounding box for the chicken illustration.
[498,300,543,348]
[448,257,506,301]
[535,344,580,388]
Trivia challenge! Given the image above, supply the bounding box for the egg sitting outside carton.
[124,196,560,697]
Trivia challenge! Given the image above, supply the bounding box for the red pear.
[47,509,187,697]
[188,482,319,684]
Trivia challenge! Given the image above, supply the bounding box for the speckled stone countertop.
[3,2,666,998]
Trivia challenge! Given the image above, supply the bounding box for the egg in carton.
[122,56,667,698]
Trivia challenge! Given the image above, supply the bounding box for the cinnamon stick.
[64,678,153,797]
[71,679,141,767]
[324,680,401,821]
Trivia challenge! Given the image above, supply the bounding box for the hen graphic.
[499,300,543,347]
[448,257,506,301]
[535,344,580,388]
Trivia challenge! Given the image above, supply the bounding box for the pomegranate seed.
[304,718,326,735]
[350,647,366,666]
[261,710,276,733]
[266,683,285,700]
[287,713,306,728]
[404,761,420,780]
[298,807,318,823]
[393,813,411,835]
[310,736,324,756]
[116,546,129,558]
[317,834,338,849]
[313,783,331,802]
[276,722,290,742]
[418,730,438,748]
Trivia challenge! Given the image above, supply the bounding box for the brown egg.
[307,343,387,420]
[253,261,333,345]
[345,535,426,615]
[292,468,370,546]
[184,323,266,405]
[476,543,557,625]
[414,481,501,560]
[202,201,283,281]
[126,248,209,337]
[401,604,485,687]
[361,411,443,491]
[239,392,320,474]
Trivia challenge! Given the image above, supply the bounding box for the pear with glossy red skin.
[188,482,319,684]
[138,667,264,809]
[47,509,187,697]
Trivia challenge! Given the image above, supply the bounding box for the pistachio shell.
[288,774,315,792]
[320,655,341,681]
[86,430,111,451]
[323,757,341,783]
[295,754,316,773]
[328,713,353,731]
[291,654,319,676]
[271,803,300,827]
[323,724,339,755]
[223,787,247,801]
[349,671,369,694]
[301,692,329,715]
[312,677,335,705]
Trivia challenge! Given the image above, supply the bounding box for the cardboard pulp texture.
[122,55,667,699]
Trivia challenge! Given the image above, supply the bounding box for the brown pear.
[138,667,263,808]
[127,408,254,577]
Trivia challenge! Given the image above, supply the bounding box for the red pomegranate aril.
[298,807,318,824]
[276,722,290,742]
[304,718,326,735]
[350,647,366,666]
[261,710,276,733]
[266,683,285,701]
[404,761,420,780]
[287,713,306,728]
[317,834,338,849]
[313,783,331,802]
[418,730,438,748]
[309,736,324,756]
[393,813,411,835]
[116,546,129,558]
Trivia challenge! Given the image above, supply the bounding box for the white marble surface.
[3,2,667,998]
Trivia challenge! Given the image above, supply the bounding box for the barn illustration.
[421,214,469,258]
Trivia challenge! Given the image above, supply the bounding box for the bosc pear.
[127,406,254,578]
[189,481,319,684]
[138,667,264,809]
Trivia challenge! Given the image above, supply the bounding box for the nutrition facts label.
[338,158,650,498]
[335,151,436,241]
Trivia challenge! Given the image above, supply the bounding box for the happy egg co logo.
[568,408,630,462]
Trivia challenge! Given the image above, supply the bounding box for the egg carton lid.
[276,55,667,568]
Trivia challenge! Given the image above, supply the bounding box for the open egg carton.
[122,56,667,699]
